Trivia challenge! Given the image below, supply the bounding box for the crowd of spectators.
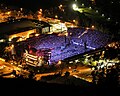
[20,28,112,64]
[69,28,111,49]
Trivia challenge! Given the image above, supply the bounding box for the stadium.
[21,27,112,66]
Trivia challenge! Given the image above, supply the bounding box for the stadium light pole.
[72,3,84,13]
[72,4,78,11]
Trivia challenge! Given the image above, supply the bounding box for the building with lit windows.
[0,18,36,43]
[0,18,51,58]
[0,18,51,43]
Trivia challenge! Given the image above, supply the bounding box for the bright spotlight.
[72,4,78,11]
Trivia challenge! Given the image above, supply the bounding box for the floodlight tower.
[72,4,79,11]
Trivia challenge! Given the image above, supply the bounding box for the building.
[0,18,51,58]
[30,19,51,34]
[0,18,51,43]
[0,18,36,42]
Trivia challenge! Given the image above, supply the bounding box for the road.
[0,59,22,78]
[0,59,93,82]
[70,66,92,82]
[34,65,93,82]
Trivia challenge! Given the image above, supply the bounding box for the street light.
[55,15,58,18]
[102,14,104,17]
[82,3,85,6]
[73,19,76,23]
